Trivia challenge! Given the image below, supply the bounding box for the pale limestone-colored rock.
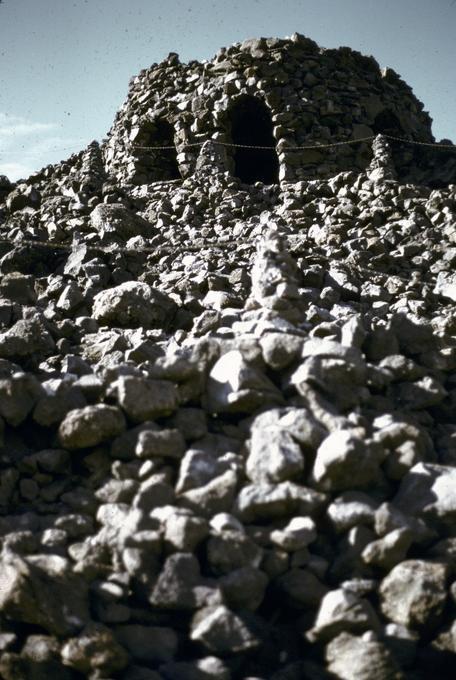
[393,462,456,526]
[361,528,413,570]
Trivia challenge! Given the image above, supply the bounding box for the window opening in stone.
[227,96,279,184]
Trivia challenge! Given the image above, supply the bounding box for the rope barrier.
[0,235,255,257]
[0,234,432,290]
[212,137,377,150]
[0,229,452,260]
[131,142,203,151]
[2,135,454,166]
[131,134,456,153]
[382,135,456,150]
[2,133,455,167]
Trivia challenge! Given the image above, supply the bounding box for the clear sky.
[0,0,455,181]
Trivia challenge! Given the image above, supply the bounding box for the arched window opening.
[227,96,279,184]
[133,118,180,182]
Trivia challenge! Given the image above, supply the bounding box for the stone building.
[102,33,454,188]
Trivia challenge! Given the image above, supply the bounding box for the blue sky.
[0,0,455,180]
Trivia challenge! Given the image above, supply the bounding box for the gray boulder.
[149,553,220,610]
[90,202,154,240]
[393,462,456,527]
[0,373,43,426]
[325,632,404,680]
[308,588,382,642]
[6,185,41,213]
[0,553,90,636]
[206,349,283,414]
[233,481,327,523]
[58,404,126,448]
[61,622,129,675]
[246,425,304,483]
[190,604,261,653]
[116,374,179,421]
[92,281,177,329]
[379,560,448,630]
[326,491,379,534]
[311,430,385,491]
[0,318,55,359]
[0,272,37,304]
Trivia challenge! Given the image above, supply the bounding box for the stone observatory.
[1,34,456,680]
[103,33,453,187]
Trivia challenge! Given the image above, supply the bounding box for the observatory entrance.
[152,119,181,180]
[133,118,180,182]
[371,109,411,182]
[227,96,279,184]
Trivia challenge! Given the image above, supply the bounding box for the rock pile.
[0,36,456,680]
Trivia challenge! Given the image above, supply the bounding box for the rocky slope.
[0,48,456,680]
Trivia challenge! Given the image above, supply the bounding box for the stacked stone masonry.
[0,34,455,680]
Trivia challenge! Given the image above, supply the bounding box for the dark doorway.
[152,119,181,180]
[133,118,180,182]
[372,110,404,137]
[372,109,412,183]
[228,96,279,184]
